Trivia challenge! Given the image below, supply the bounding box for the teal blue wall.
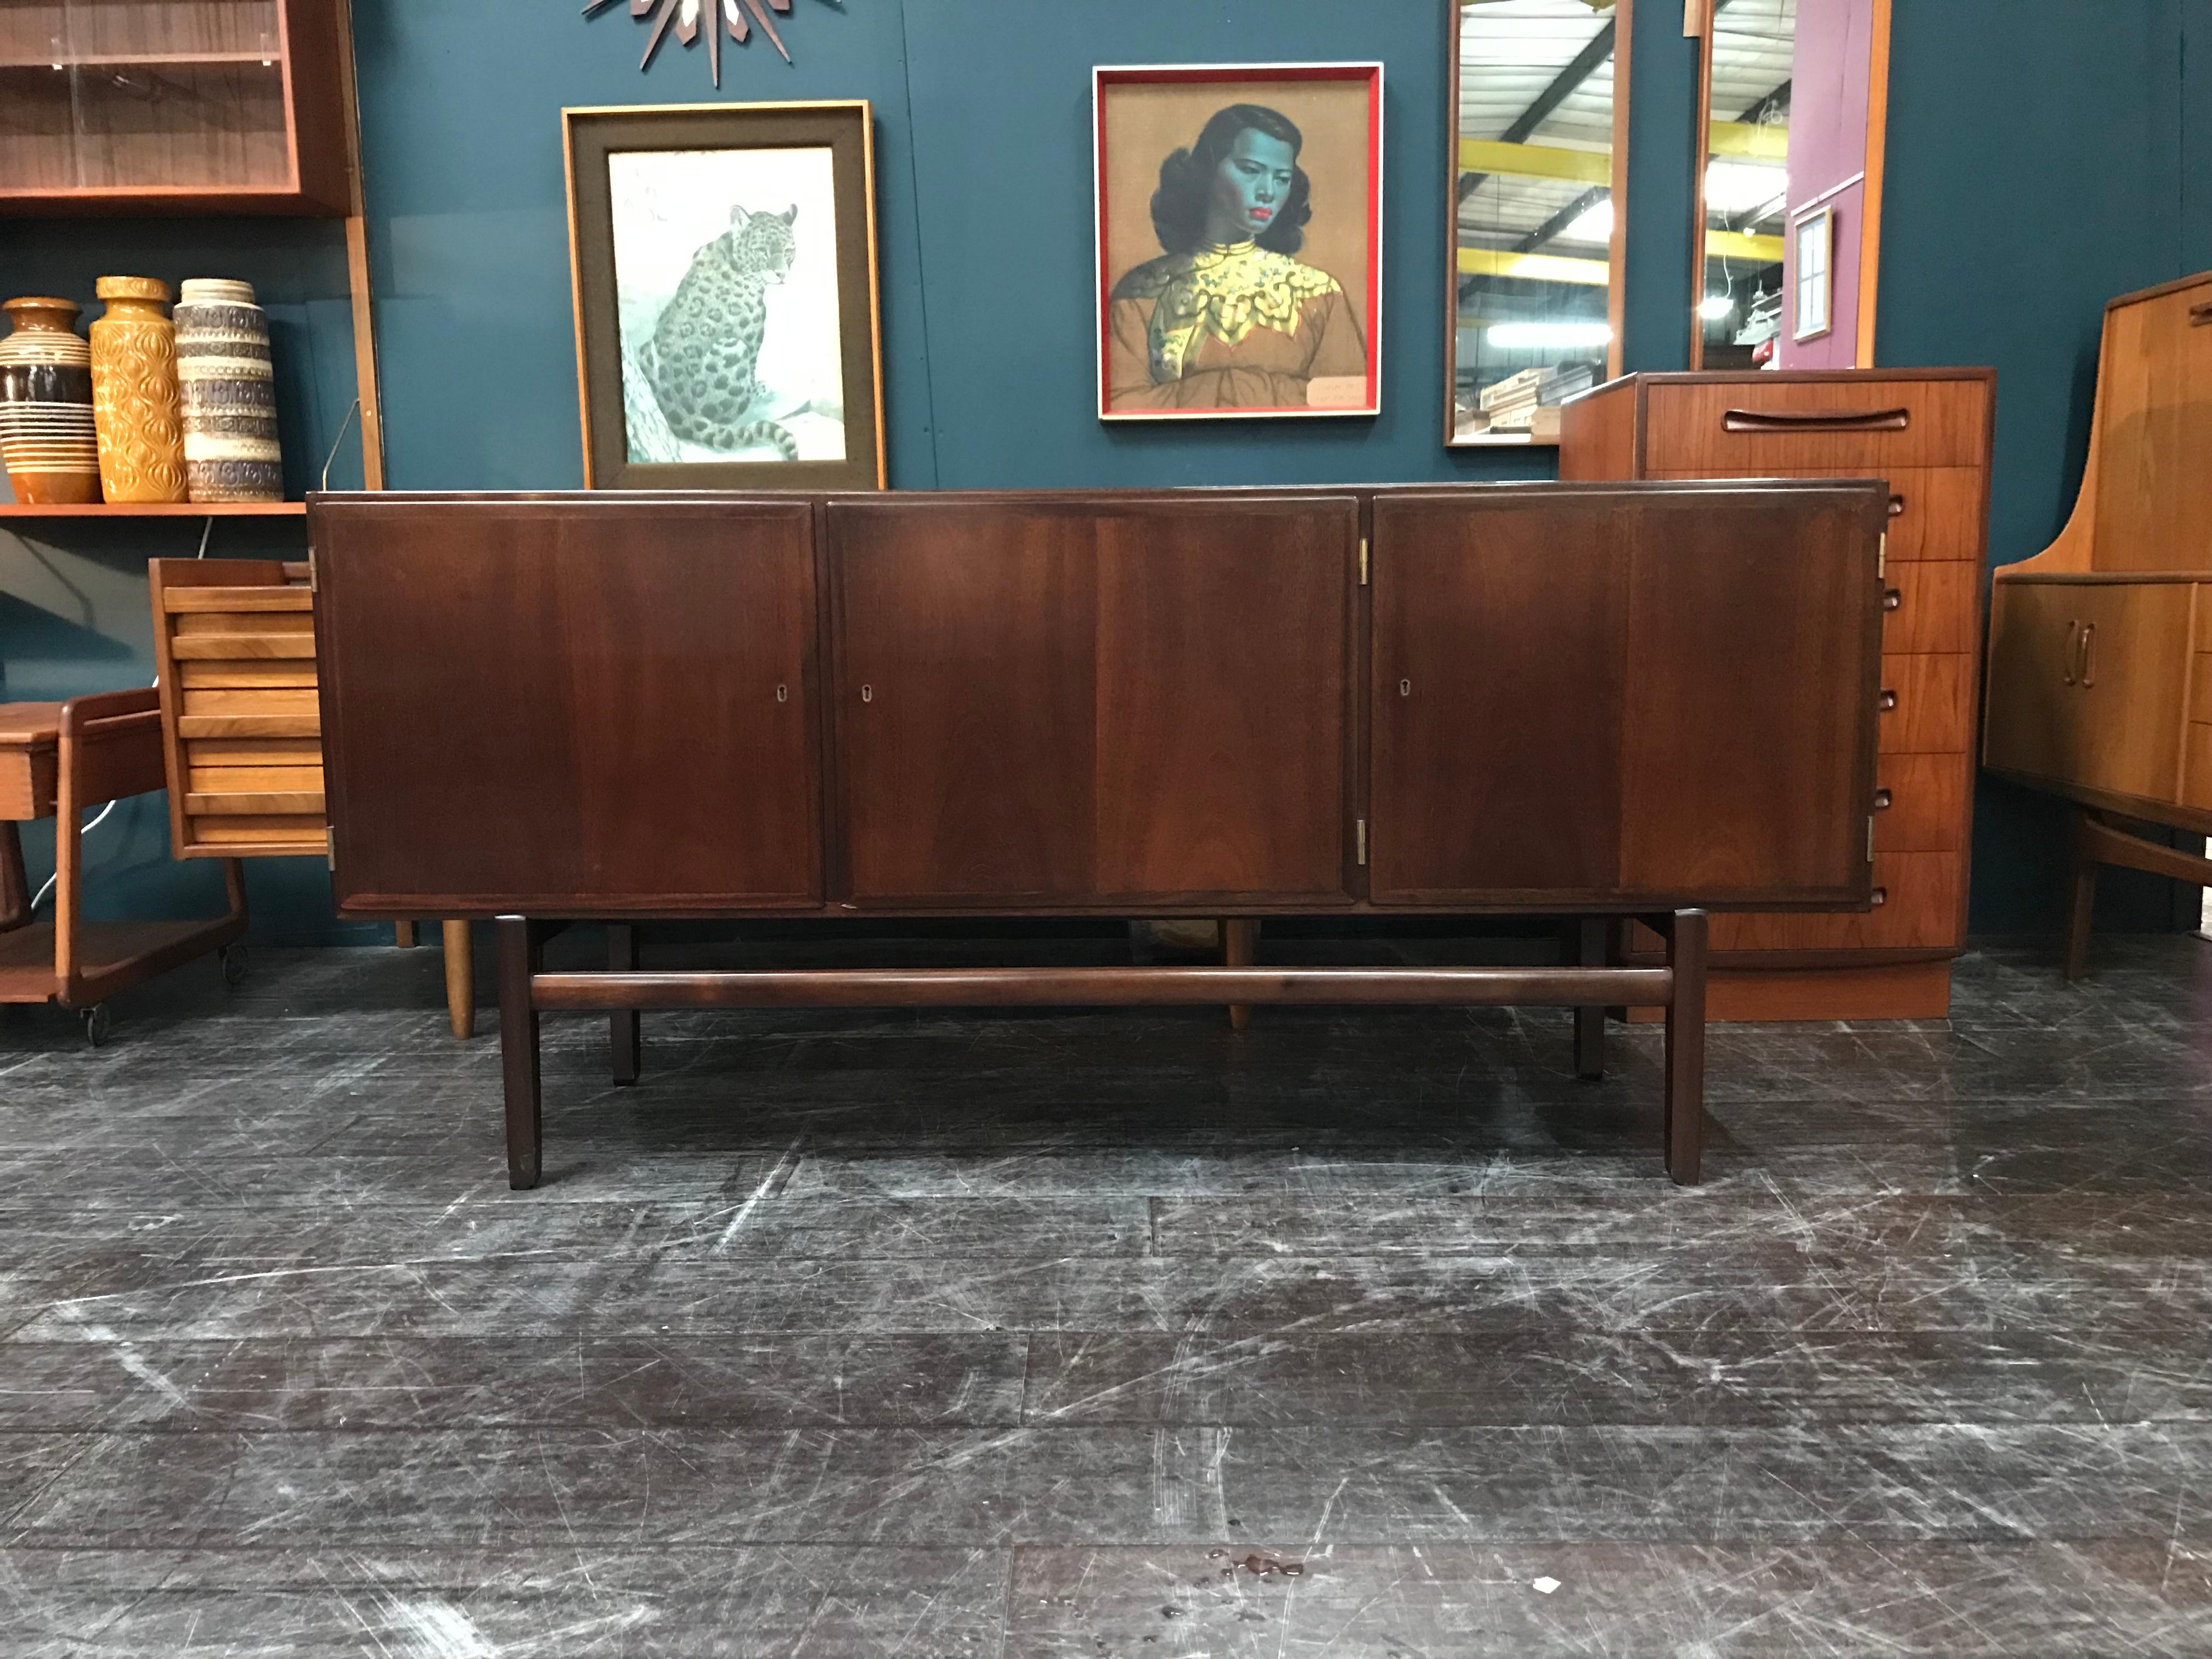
[0,0,2204,941]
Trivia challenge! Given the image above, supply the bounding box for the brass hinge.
[325,825,336,871]
[1358,538,1369,585]
[1877,531,1887,580]
[1356,817,1368,866]
[307,547,319,594]
[1868,815,1876,861]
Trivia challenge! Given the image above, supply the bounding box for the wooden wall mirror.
[1688,0,1891,369]
[1446,0,1630,446]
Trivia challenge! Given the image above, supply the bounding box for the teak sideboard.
[307,484,1888,1187]
[1561,368,1995,1021]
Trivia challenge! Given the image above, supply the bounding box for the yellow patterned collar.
[1142,242,1342,383]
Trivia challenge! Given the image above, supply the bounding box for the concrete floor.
[2,929,2210,1655]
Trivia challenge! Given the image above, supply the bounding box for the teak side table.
[0,690,247,1041]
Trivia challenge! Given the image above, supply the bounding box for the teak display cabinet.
[0,0,350,215]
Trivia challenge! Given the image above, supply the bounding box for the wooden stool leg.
[395,921,417,948]
[0,822,26,933]
[610,922,641,1084]
[443,919,475,1038]
[1223,918,1255,1031]
[2064,809,2100,983]
[1573,917,1607,1080]
[498,917,544,1190]
[1663,909,1707,1186]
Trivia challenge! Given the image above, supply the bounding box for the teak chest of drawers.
[308,484,1886,1187]
[1561,369,1996,1020]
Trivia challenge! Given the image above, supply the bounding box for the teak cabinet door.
[1985,578,2194,806]
[315,498,822,913]
[1370,488,1881,907]
[831,496,1354,906]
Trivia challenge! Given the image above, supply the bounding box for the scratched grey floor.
[3,926,2212,1657]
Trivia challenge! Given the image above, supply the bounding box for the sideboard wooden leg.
[1573,917,1608,1080]
[498,916,544,1190]
[2064,810,2100,982]
[0,822,26,933]
[395,920,417,948]
[1663,909,1707,1186]
[1223,918,1256,1031]
[609,922,641,1084]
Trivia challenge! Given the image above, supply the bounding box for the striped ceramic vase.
[175,278,283,503]
[0,297,101,505]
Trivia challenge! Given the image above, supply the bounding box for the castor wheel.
[78,1004,111,1047]
[220,944,250,986]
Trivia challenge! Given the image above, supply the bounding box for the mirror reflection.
[1699,0,1792,368]
[1449,0,1624,445]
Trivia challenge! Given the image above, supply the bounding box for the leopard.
[639,202,800,461]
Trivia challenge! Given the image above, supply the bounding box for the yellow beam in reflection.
[1706,229,1785,262]
[1458,247,1610,286]
[1458,138,1611,185]
[1709,120,1788,160]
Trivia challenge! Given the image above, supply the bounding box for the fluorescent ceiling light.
[1487,322,1613,349]
[1706,157,1787,217]
[1559,199,1613,245]
[1698,294,1735,319]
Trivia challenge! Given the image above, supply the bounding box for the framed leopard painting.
[564,101,887,490]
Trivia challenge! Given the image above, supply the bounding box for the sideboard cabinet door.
[1369,488,1879,908]
[830,496,1355,906]
[315,498,822,912]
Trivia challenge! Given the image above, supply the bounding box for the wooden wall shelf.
[0,501,304,518]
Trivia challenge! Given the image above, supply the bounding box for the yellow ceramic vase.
[89,275,188,504]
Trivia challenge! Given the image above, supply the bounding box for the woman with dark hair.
[1108,103,1368,412]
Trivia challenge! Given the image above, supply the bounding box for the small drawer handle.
[2191,300,2212,326]
[1874,788,1893,810]
[1870,886,1888,907]
[1878,689,1897,712]
[1888,493,1906,517]
[2063,619,2079,685]
[2079,621,2096,687]
[1722,406,1911,434]
[1882,588,1901,612]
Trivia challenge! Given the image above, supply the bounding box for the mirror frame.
[1444,0,1632,447]
[1686,0,1891,369]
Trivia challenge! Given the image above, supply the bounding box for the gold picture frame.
[563,100,887,490]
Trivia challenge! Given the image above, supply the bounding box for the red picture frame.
[1093,63,1384,422]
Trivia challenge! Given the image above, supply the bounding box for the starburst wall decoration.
[583,0,830,83]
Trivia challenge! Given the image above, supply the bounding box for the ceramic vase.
[89,276,188,504]
[0,297,101,506]
[174,278,283,503]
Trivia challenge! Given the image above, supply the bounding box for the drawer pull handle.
[1888,493,1906,517]
[1878,689,1897,712]
[1882,588,1901,612]
[2079,621,2097,687]
[2192,300,2212,326]
[1874,788,1892,810]
[1721,406,1911,434]
[2063,619,2079,685]
[1870,886,1888,907]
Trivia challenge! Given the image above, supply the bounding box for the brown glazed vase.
[89,276,188,504]
[0,297,101,505]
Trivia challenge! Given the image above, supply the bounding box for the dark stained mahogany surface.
[310,484,1883,919]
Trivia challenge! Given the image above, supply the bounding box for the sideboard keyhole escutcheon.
[1399,678,1412,698]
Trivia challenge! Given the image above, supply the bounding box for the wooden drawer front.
[1880,654,1974,754]
[0,742,57,821]
[1644,379,1989,471]
[1652,465,1985,562]
[1882,561,1979,654]
[1876,750,1971,853]
[1709,850,1964,953]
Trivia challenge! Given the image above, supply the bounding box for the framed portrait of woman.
[1093,64,1383,421]
[563,100,887,490]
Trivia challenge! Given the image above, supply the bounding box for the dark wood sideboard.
[308,484,1887,1187]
